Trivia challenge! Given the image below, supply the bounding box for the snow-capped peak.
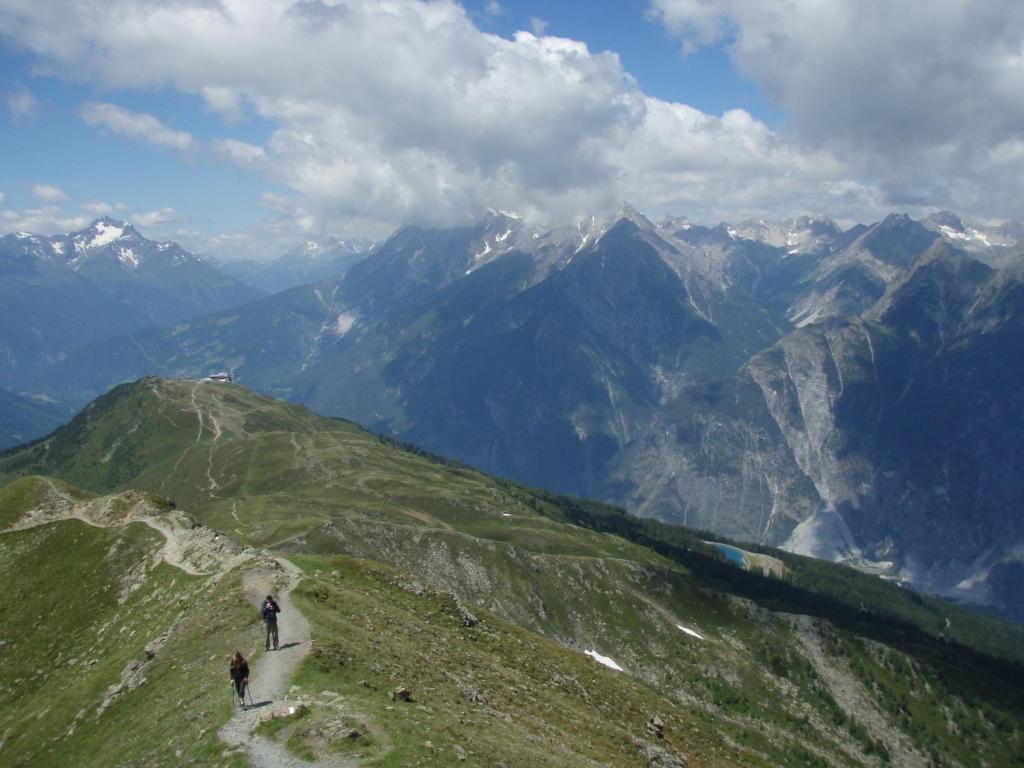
[87,219,129,248]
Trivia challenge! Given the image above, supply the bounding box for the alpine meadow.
[3,1,1024,767]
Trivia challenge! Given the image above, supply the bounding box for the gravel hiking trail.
[219,557,355,768]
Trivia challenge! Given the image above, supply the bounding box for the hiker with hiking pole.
[229,651,249,709]
[262,594,281,651]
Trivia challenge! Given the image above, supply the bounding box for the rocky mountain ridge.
[215,234,371,294]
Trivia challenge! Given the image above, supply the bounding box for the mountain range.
[214,235,371,293]
[0,217,263,394]
[4,208,1024,621]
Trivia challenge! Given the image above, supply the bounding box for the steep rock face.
[612,247,1024,616]
[612,316,896,550]
[302,218,756,494]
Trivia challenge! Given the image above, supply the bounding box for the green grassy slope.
[2,379,1023,767]
[0,485,260,767]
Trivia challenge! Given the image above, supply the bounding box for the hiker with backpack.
[229,651,249,708]
[262,594,281,651]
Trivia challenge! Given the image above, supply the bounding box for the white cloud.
[6,0,1015,235]
[200,86,246,121]
[79,102,198,153]
[212,138,267,168]
[0,192,6,207]
[133,207,185,228]
[29,183,69,203]
[7,85,38,122]
[485,1,502,15]
[1,206,89,234]
[529,17,549,36]
[649,0,1024,219]
[81,200,113,215]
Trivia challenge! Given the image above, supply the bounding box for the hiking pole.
[246,681,256,708]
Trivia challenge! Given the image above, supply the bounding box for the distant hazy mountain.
[0,388,68,449]
[15,208,1024,619]
[0,218,263,390]
[216,236,370,293]
[921,210,1024,272]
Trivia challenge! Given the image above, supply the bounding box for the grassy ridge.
[0,509,262,767]
[2,378,1024,767]
[286,555,728,767]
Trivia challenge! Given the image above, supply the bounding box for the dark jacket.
[261,600,281,623]
[230,659,249,682]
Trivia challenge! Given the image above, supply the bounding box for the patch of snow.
[939,225,969,241]
[495,228,512,243]
[89,221,126,248]
[157,242,172,251]
[117,247,139,268]
[498,209,522,219]
[967,228,992,246]
[474,241,492,260]
[787,248,799,255]
[793,305,827,328]
[15,232,32,239]
[584,649,623,672]
[50,241,65,254]
[334,312,357,336]
[726,227,738,239]
[676,624,704,640]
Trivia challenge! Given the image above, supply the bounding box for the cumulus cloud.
[79,102,198,154]
[7,84,38,122]
[1,206,89,235]
[81,200,115,215]
[29,183,69,203]
[649,0,1024,219]
[212,138,268,168]
[133,207,186,228]
[5,0,1009,236]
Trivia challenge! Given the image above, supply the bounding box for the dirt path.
[5,480,349,766]
[5,480,254,577]
[219,558,354,768]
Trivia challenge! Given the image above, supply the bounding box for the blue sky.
[1,1,1021,258]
